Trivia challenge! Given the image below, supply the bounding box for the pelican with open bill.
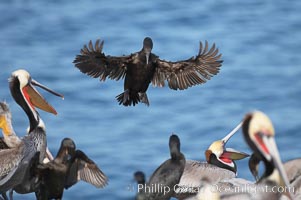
[74,37,223,106]
[0,69,63,198]
[174,122,249,199]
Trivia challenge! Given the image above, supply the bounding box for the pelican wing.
[178,160,235,188]
[152,41,223,90]
[284,158,301,184]
[65,150,108,189]
[73,39,130,81]
[0,146,25,188]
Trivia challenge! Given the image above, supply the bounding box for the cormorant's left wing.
[152,41,223,90]
[65,150,108,189]
[73,39,130,81]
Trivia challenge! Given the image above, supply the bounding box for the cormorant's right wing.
[73,39,131,81]
[65,150,108,189]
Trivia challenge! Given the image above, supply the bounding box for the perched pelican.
[174,122,249,199]
[0,69,63,196]
[217,111,294,199]
[0,94,57,199]
[0,102,39,200]
[0,103,52,159]
[35,138,108,200]
[0,102,21,200]
[140,134,185,200]
[74,37,222,106]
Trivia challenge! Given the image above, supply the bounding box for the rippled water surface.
[0,0,301,199]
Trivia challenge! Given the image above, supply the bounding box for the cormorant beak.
[143,37,153,65]
[46,147,54,161]
[145,52,150,65]
[23,79,64,115]
[255,132,293,199]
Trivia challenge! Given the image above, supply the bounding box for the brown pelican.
[74,37,222,106]
[141,134,185,200]
[0,102,21,200]
[0,97,56,200]
[0,69,63,197]
[217,111,294,199]
[174,122,249,199]
[35,138,108,200]
[0,102,52,160]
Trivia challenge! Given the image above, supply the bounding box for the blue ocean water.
[0,0,301,199]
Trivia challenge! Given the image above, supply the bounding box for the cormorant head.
[134,171,146,185]
[60,138,76,160]
[143,37,153,65]
[169,134,182,160]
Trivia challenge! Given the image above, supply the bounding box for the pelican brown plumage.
[217,111,294,199]
[35,138,108,200]
[174,122,249,199]
[0,102,21,200]
[0,69,63,198]
[74,37,222,106]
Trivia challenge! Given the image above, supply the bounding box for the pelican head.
[242,111,293,199]
[0,102,13,136]
[205,122,249,173]
[9,69,64,132]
